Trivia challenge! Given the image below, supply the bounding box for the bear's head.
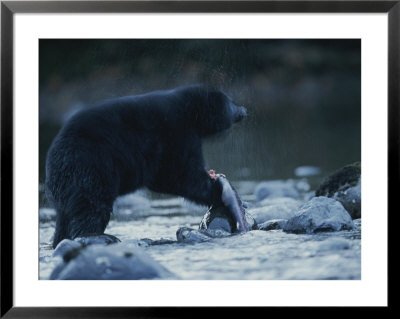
[184,85,247,137]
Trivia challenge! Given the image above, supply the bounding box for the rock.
[315,162,361,219]
[284,196,355,234]
[74,233,121,246]
[53,239,82,257]
[176,227,213,243]
[199,205,257,233]
[50,245,174,280]
[294,166,321,177]
[39,208,56,223]
[258,219,288,231]
[202,228,232,238]
[53,234,121,257]
[254,180,300,201]
[176,227,231,244]
[249,197,302,224]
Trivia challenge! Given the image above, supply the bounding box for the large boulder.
[284,196,355,234]
[50,244,174,280]
[315,162,361,219]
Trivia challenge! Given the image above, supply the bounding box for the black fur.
[45,85,247,248]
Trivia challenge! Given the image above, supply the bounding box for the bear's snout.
[234,106,247,123]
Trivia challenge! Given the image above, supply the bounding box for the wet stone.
[49,245,175,280]
[53,239,82,257]
[74,233,121,246]
[284,196,355,234]
[258,219,288,231]
[53,234,121,258]
[176,227,213,243]
[202,228,232,238]
[315,162,361,219]
[176,227,231,244]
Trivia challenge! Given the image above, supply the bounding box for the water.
[39,180,361,280]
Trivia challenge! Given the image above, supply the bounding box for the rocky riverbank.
[40,164,361,280]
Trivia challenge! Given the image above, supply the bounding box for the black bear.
[45,85,247,248]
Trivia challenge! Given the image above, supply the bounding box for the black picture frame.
[1,0,396,317]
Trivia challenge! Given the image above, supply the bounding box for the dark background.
[39,39,361,189]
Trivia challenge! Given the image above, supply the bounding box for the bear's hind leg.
[52,191,116,249]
